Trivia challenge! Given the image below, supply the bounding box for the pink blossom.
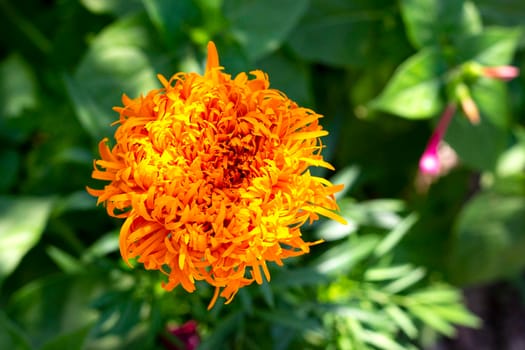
[419,104,456,176]
[482,66,519,81]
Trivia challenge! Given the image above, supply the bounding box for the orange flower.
[88,42,345,308]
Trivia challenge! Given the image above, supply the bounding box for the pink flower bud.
[482,66,519,81]
[418,104,456,176]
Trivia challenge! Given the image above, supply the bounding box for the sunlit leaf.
[456,26,522,65]
[383,267,426,294]
[365,264,414,282]
[385,305,417,339]
[313,235,379,275]
[407,304,455,336]
[0,54,37,119]
[361,329,405,350]
[0,196,54,284]
[370,48,447,119]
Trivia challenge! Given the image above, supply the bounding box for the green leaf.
[0,196,54,284]
[83,230,120,261]
[63,74,114,141]
[342,199,405,230]
[456,26,522,65]
[71,14,167,140]
[224,0,309,61]
[0,149,20,192]
[365,264,414,282]
[142,0,200,45]
[400,0,482,49]
[370,48,447,119]
[272,267,330,288]
[374,213,418,257]
[446,78,511,172]
[0,54,37,119]
[312,235,379,276]
[383,267,426,294]
[0,311,31,350]
[40,325,93,350]
[360,329,405,350]
[385,305,418,339]
[427,304,481,328]
[409,286,461,304]
[449,191,525,285]
[257,51,313,106]
[198,311,243,350]
[286,0,386,67]
[476,0,525,28]
[7,274,101,349]
[46,246,83,274]
[407,304,455,336]
[80,0,142,15]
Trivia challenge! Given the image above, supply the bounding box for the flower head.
[88,42,345,308]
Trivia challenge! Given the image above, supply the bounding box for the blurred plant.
[1,0,525,349]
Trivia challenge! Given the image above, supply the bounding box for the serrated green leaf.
[360,329,405,350]
[371,48,446,119]
[427,304,481,328]
[313,235,379,275]
[374,213,418,257]
[385,305,418,339]
[333,306,393,330]
[365,264,414,281]
[224,0,309,61]
[0,196,54,284]
[407,304,455,336]
[383,267,426,294]
[409,287,461,304]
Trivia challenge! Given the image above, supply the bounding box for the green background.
[1,0,524,349]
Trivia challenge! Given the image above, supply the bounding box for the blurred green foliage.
[1,0,524,349]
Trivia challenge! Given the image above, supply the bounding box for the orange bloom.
[88,42,345,308]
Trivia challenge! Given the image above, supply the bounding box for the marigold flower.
[88,42,345,308]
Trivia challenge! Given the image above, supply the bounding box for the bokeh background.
[1,0,525,349]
